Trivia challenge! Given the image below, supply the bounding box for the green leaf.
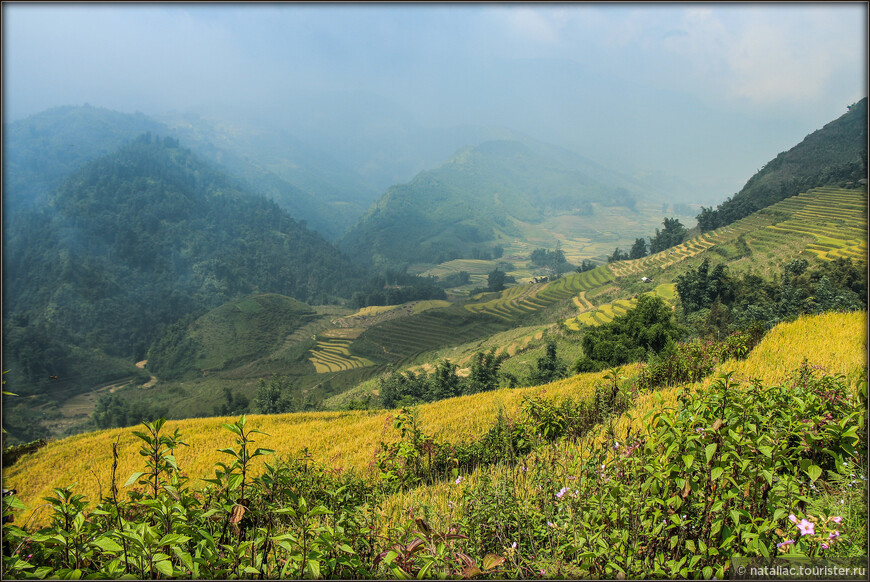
[153,560,173,576]
[227,472,244,490]
[91,536,124,554]
[705,443,717,464]
[758,445,773,458]
[806,464,822,482]
[123,472,147,487]
[158,533,191,546]
[711,467,724,481]
[682,454,694,470]
[307,559,321,579]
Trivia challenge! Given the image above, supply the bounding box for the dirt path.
[136,360,158,388]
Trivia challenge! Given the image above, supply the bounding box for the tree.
[675,258,734,315]
[465,349,507,395]
[429,359,463,401]
[529,341,568,385]
[649,217,687,254]
[629,238,648,259]
[487,269,507,292]
[254,374,295,414]
[608,247,629,263]
[576,294,686,370]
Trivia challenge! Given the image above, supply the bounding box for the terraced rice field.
[564,283,677,330]
[308,328,374,373]
[759,187,867,262]
[607,214,774,279]
[464,266,613,322]
[349,309,510,364]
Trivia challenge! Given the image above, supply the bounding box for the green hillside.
[2,136,363,441]
[698,98,867,230]
[2,105,167,213]
[340,139,651,265]
[147,294,318,379]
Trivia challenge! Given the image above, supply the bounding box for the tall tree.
[629,237,648,259]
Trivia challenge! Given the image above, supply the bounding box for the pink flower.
[556,486,570,499]
[821,543,829,550]
[512,541,517,549]
[455,476,462,485]
[797,519,815,536]
[829,530,840,540]
[777,540,795,550]
[831,516,843,524]
[788,514,798,524]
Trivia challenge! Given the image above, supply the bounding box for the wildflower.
[512,541,517,549]
[612,441,620,450]
[455,476,462,485]
[547,521,554,528]
[777,540,795,550]
[540,569,546,576]
[556,486,570,499]
[788,514,798,524]
[821,543,829,550]
[448,501,454,509]
[797,519,815,536]
[831,516,843,524]
[829,530,840,540]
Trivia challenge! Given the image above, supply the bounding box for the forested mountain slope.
[340,139,644,265]
[2,135,362,403]
[697,98,867,230]
[2,104,167,214]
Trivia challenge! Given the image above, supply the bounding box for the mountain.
[2,106,358,240]
[697,98,867,230]
[2,104,168,213]
[340,138,657,265]
[152,112,382,240]
[2,135,362,401]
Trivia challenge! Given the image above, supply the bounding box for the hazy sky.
[3,2,867,201]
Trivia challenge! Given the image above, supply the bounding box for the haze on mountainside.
[3,2,866,206]
[1,3,867,444]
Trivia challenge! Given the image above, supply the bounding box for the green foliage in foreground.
[2,359,864,579]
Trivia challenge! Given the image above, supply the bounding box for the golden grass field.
[4,311,865,530]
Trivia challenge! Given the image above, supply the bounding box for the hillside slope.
[698,98,867,230]
[340,139,651,265]
[4,310,864,530]
[2,136,361,411]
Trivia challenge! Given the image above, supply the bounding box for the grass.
[6,311,864,530]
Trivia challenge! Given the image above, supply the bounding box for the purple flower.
[829,530,840,540]
[788,514,798,524]
[797,519,815,536]
[547,521,554,528]
[512,541,517,549]
[831,516,843,524]
[455,476,462,485]
[821,542,829,550]
[556,486,570,499]
[777,540,795,549]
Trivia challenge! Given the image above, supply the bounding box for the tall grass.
[4,312,865,530]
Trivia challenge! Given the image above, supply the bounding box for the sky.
[2,2,867,203]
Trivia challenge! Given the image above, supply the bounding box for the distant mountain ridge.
[2,136,361,399]
[339,137,651,265]
[697,98,867,230]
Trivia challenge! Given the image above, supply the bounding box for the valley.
[1,98,866,580]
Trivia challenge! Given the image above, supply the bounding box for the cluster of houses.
[529,276,550,284]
